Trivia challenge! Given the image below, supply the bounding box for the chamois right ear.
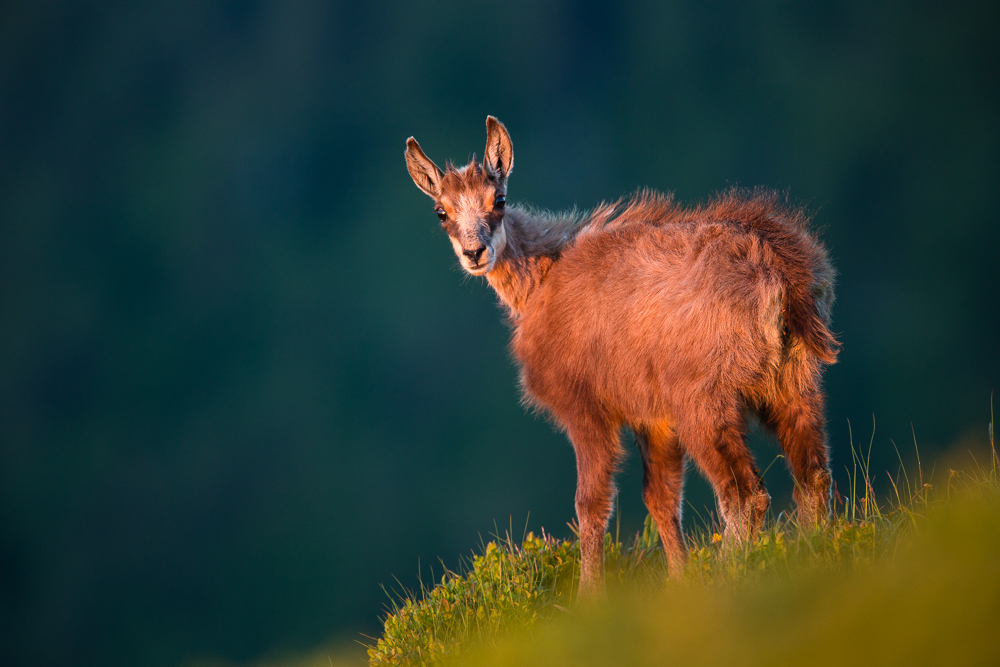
[484,116,514,184]
[405,137,445,199]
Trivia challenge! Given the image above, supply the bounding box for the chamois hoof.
[796,468,832,531]
[723,488,772,547]
[575,575,606,603]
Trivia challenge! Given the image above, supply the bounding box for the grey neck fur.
[486,203,608,318]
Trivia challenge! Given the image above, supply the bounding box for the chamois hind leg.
[678,399,770,544]
[564,418,621,601]
[765,365,832,529]
[633,422,687,579]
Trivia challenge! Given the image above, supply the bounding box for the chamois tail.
[723,187,839,366]
[784,282,839,365]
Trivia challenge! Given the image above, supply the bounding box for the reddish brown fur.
[405,118,838,599]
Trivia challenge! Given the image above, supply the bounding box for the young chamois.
[405,117,838,598]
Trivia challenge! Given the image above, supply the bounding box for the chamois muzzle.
[463,245,487,263]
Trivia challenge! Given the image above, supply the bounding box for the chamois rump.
[405,116,838,598]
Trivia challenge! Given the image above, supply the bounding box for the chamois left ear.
[405,137,445,199]
[484,116,514,184]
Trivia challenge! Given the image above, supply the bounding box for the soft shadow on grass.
[470,486,1000,667]
[368,423,999,666]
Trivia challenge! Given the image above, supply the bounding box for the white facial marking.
[449,235,464,258]
[456,193,482,224]
[489,220,507,262]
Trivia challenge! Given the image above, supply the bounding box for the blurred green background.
[0,2,997,665]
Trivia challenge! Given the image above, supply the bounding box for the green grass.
[368,430,1000,666]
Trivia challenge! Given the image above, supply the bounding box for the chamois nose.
[463,245,486,262]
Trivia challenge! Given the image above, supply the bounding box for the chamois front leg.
[566,421,620,601]
[633,423,688,579]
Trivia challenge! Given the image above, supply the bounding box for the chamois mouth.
[460,246,495,275]
[464,262,490,276]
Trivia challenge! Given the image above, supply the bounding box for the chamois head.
[405,116,514,276]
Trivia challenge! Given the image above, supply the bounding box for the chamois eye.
[494,195,506,210]
[436,208,447,221]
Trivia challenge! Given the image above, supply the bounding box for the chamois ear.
[484,116,514,184]
[405,137,445,199]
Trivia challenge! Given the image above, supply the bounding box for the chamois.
[405,116,838,598]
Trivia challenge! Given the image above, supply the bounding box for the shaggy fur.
[405,117,838,599]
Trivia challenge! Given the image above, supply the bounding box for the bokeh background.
[1,2,997,665]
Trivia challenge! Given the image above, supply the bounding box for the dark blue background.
[1,2,997,665]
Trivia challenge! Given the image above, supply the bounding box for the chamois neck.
[486,205,583,318]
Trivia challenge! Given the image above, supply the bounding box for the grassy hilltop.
[367,437,1000,667]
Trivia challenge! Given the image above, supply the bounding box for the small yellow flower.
[712,533,723,544]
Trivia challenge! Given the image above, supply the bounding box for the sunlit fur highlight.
[405,117,839,599]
